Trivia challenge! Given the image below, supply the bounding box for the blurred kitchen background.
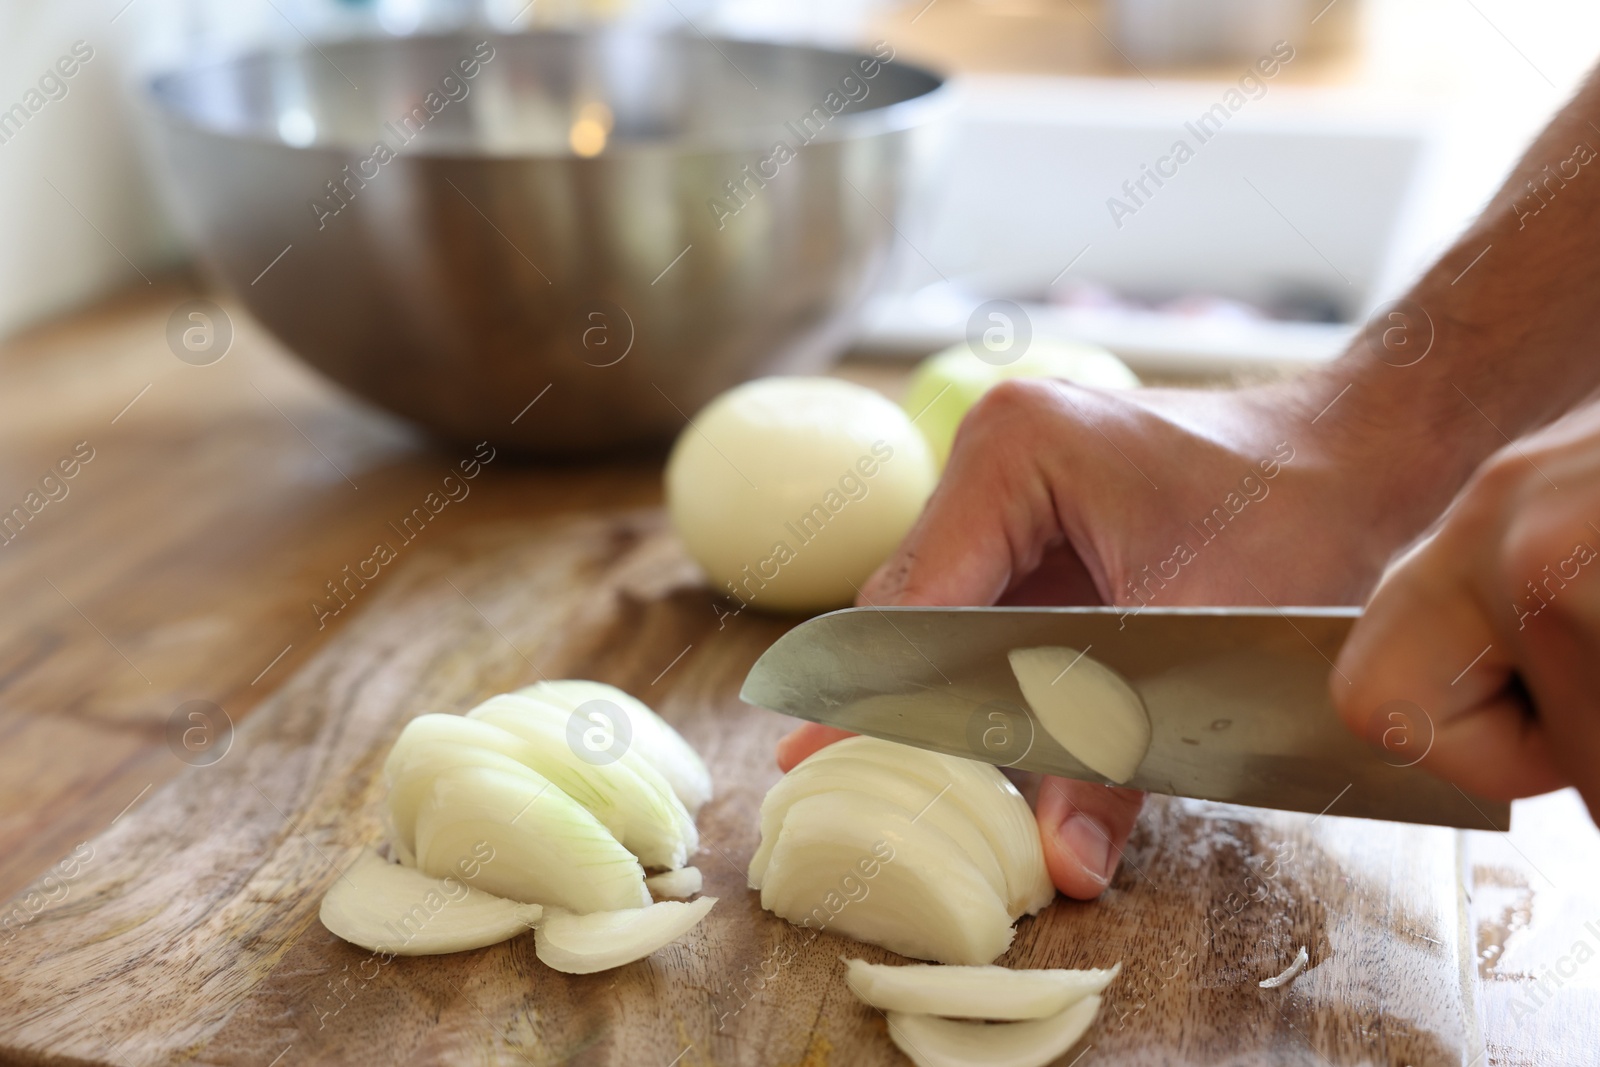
[4,0,1599,377]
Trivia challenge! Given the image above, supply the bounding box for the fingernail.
[1055,813,1114,885]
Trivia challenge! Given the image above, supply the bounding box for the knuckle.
[1468,448,1536,508]
[945,379,1061,464]
[1497,503,1574,590]
[965,377,1058,429]
[1442,448,1541,551]
[1500,522,1552,586]
[1500,510,1597,621]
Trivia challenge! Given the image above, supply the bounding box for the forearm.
[1264,59,1600,555]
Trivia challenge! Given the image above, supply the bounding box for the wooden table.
[0,283,1595,1065]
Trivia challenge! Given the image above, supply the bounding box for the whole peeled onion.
[665,377,937,614]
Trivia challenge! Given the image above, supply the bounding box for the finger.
[1501,523,1600,810]
[1334,533,1566,802]
[1035,776,1145,899]
[997,540,1103,606]
[775,723,856,772]
[862,381,1079,608]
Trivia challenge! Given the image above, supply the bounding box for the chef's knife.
[740,605,1509,831]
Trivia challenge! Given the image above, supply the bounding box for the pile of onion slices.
[319,680,716,973]
[749,736,1056,965]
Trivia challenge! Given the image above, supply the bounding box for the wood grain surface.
[0,505,1475,1067]
[1,284,1596,1066]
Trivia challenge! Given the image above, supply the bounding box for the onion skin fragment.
[886,995,1102,1067]
[535,896,717,974]
[845,959,1120,1020]
[319,848,541,956]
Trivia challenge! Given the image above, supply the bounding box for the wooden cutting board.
[0,507,1485,1067]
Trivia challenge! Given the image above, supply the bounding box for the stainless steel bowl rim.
[144,30,950,160]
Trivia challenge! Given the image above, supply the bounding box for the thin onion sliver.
[1259,945,1309,989]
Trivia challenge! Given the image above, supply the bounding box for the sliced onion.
[845,959,1120,1020]
[758,737,1053,919]
[513,680,713,816]
[748,755,1009,907]
[646,866,703,899]
[1008,647,1151,784]
[319,848,541,955]
[383,721,552,867]
[462,695,697,869]
[535,896,717,974]
[886,996,1102,1067]
[414,764,649,912]
[759,790,1015,966]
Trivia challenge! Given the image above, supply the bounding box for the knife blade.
[740,605,1509,831]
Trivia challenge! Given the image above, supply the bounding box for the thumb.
[775,723,855,772]
[1036,776,1146,899]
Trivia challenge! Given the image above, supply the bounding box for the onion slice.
[463,695,697,869]
[414,764,650,912]
[1008,646,1151,783]
[760,790,1015,966]
[845,959,1120,1020]
[383,725,550,867]
[749,755,1010,907]
[646,866,703,900]
[754,737,1053,919]
[886,996,1102,1067]
[513,680,713,816]
[535,896,717,974]
[319,848,541,955]
[1259,945,1309,988]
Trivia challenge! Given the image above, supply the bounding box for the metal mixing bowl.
[146,31,946,454]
